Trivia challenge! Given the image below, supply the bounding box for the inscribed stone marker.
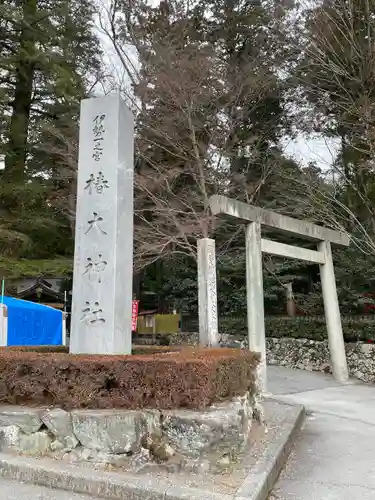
[197,238,219,347]
[70,94,134,354]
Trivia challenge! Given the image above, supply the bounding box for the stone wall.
[267,337,375,383]
[0,391,263,474]
[163,332,375,384]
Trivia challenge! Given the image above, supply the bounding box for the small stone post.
[318,240,349,383]
[0,304,7,347]
[245,222,267,393]
[70,94,134,355]
[285,282,296,317]
[197,238,219,347]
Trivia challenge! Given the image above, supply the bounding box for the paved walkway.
[268,365,375,499]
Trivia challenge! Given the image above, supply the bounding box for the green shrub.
[0,345,69,353]
[265,317,375,342]
[2,345,178,355]
[132,345,181,355]
[217,316,375,342]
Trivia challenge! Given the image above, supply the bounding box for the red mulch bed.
[0,347,259,410]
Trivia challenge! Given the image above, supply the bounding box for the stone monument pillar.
[197,238,219,347]
[70,94,134,354]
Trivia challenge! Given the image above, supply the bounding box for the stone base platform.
[0,400,304,500]
[0,391,263,474]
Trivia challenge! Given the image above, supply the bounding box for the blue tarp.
[2,296,63,346]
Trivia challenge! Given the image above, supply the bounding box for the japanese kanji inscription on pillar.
[70,94,134,354]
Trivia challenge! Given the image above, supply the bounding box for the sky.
[282,134,340,170]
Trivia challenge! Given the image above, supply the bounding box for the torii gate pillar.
[209,195,350,393]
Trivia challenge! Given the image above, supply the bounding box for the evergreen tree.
[299,0,375,239]
[0,0,102,273]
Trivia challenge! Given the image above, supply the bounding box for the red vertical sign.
[131,300,139,331]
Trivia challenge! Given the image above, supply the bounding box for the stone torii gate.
[198,195,350,392]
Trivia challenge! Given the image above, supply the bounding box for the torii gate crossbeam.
[202,195,350,393]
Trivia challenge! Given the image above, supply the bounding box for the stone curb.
[234,401,305,500]
[0,402,305,500]
[0,454,232,500]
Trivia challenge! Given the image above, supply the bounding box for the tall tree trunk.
[4,0,37,182]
